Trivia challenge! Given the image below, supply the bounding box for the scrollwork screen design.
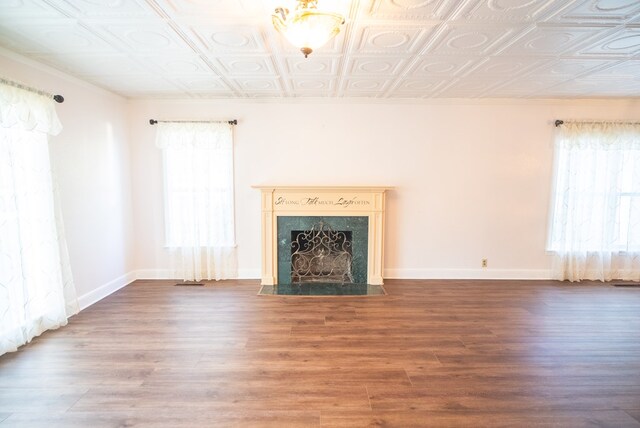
[290,221,353,283]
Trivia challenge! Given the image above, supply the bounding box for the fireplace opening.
[290,221,353,284]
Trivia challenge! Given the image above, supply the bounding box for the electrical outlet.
[482,258,488,268]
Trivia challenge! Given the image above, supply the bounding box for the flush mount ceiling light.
[272,0,346,58]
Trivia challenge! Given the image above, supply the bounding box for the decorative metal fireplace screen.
[290,221,353,284]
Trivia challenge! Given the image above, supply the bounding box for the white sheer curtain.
[156,122,237,281]
[0,83,78,356]
[548,122,640,282]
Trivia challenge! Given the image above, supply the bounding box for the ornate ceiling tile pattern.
[0,0,639,99]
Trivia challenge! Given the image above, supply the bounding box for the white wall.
[128,98,640,279]
[0,49,135,307]
[3,47,639,285]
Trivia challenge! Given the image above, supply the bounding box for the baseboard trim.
[384,268,553,280]
[134,269,261,280]
[134,269,175,280]
[135,268,553,281]
[77,271,137,311]
[238,269,261,279]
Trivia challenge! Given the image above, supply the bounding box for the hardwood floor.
[1,279,640,427]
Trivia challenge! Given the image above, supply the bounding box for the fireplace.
[253,186,391,286]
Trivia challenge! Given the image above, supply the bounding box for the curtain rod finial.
[555,120,564,127]
[53,95,64,103]
[149,119,157,125]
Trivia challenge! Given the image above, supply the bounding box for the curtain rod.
[149,119,237,125]
[0,77,64,103]
[555,119,640,127]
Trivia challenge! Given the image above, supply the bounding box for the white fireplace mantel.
[252,186,392,286]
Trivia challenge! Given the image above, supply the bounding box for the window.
[617,152,640,250]
[0,84,77,356]
[547,122,640,281]
[162,139,234,248]
[155,122,237,281]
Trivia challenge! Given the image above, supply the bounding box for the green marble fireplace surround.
[277,216,369,285]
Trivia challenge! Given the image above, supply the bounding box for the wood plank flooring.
[1,279,640,427]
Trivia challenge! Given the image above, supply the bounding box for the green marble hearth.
[259,283,385,296]
[277,216,368,285]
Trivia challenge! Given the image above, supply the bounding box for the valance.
[0,83,62,136]
[557,122,640,150]
[155,122,232,150]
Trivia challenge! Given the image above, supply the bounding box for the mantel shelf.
[251,185,394,192]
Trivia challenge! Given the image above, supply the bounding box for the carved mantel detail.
[252,186,392,286]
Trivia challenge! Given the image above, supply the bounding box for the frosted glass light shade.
[272,1,345,57]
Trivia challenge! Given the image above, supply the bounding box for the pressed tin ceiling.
[0,0,640,99]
